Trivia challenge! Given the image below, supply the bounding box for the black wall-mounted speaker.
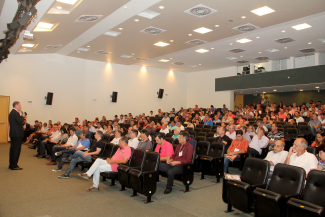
[112,92,118,102]
[158,89,164,99]
[46,92,53,105]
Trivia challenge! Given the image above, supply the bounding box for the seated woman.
[247,125,257,137]
[317,144,325,171]
[311,130,325,147]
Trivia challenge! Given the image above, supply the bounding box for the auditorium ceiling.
[1,0,325,72]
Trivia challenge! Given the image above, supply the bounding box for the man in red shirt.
[158,132,194,194]
[78,136,131,191]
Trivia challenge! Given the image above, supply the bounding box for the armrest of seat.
[283,194,301,201]
[288,198,324,214]
[227,180,250,189]
[251,183,267,189]
[253,187,283,201]
[199,155,213,161]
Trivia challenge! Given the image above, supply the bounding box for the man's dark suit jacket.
[9,109,24,138]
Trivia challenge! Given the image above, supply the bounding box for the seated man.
[176,121,185,131]
[256,121,268,132]
[52,131,90,171]
[264,140,288,177]
[137,129,153,151]
[161,113,170,123]
[159,123,169,135]
[58,131,104,179]
[75,125,82,137]
[158,132,194,194]
[169,121,177,131]
[128,129,139,149]
[213,115,221,124]
[248,127,269,157]
[285,138,318,176]
[154,133,174,162]
[294,111,305,123]
[223,130,249,173]
[36,124,61,158]
[225,125,236,140]
[78,136,131,191]
[215,126,232,153]
[308,113,321,137]
[172,127,181,139]
[110,130,122,145]
[263,117,271,128]
[203,114,213,126]
[267,124,284,150]
[240,126,251,143]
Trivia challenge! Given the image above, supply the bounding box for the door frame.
[0,95,10,143]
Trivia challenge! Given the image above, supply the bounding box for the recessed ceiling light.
[56,0,78,5]
[240,55,243,57]
[132,53,135,55]
[159,59,170,62]
[258,52,262,54]
[300,89,303,91]
[199,64,202,65]
[188,34,192,36]
[236,38,252,43]
[194,27,213,34]
[77,51,80,53]
[256,36,260,38]
[154,42,170,47]
[22,44,35,48]
[159,6,164,9]
[138,10,160,19]
[170,58,172,59]
[230,43,233,45]
[281,30,286,33]
[284,47,288,49]
[196,49,209,53]
[273,89,277,91]
[103,30,121,37]
[37,22,54,29]
[251,6,275,16]
[263,92,266,93]
[215,25,219,27]
[292,23,312,30]
[134,19,139,22]
[34,22,58,32]
[170,40,174,42]
[316,86,319,88]
[211,47,214,49]
[119,28,123,30]
[308,42,312,44]
[86,45,90,48]
[56,6,62,9]
[241,16,246,19]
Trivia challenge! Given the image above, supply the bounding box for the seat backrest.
[203,125,212,129]
[102,143,113,158]
[302,170,325,206]
[214,122,221,126]
[306,146,316,155]
[198,132,207,137]
[185,127,193,132]
[194,128,202,133]
[191,144,197,163]
[268,164,306,196]
[196,136,206,142]
[208,142,224,158]
[284,128,298,139]
[130,149,146,167]
[196,124,203,129]
[166,132,173,138]
[298,122,308,126]
[172,138,179,145]
[109,135,115,142]
[202,128,211,133]
[189,131,196,138]
[207,132,215,138]
[298,125,310,135]
[241,158,270,186]
[142,151,160,172]
[285,124,296,128]
[196,141,210,156]
[212,125,218,130]
[207,137,216,143]
[165,137,174,144]
[125,148,135,166]
[111,144,120,157]
[103,134,110,143]
[99,143,107,155]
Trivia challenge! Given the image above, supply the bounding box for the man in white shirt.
[176,122,185,131]
[285,138,318,176]
[294,111,304,123]
[110,131,122,145]
[248,127,269,157]
[226,125,236,140]
[264,140,288,177]
[161,113,170,123]
[96,123,104,132]
[88,122,96,133]
[128,129,139,149]
[118,115,124,124]
[160,124,169,135]
[149,111,154,117]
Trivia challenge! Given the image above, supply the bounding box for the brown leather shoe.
[46,161,57,165]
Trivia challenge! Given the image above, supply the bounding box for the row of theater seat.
[223,157,325,217]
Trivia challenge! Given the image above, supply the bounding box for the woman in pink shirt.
[154,133,174,161]
[311,130,325,147]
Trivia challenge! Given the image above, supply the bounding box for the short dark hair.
[180,131,190,142]
[60,127,67,134]
[141,129,150,137]
[120,136,128,144]
[236,130,243,136]
[96,131,103,138]
[131,129,138,136]
[54,124,58,127]
[81,130,89,138]
[69,127,75,132]
[155,133,165,140]
[13,101,20,107]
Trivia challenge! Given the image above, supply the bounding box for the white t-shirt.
[128,137,139,149]
[249,135,269,155]
[111,137,120,145]
[295,117,305,123]
[66,134,78,146]
[160,128,169,135]
[264,150,288,171]
[289,151,318,174]
[226,131,236,140]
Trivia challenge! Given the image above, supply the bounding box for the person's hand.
[83,153,88,157]
[269,140,275,144]
[222,141,227,145]
[22,113,26,117]
[170,161,177,166]
[106,158,111,163]
[288,147,295,156]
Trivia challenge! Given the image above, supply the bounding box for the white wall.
[0,54,187,124]
[186,66,237,110]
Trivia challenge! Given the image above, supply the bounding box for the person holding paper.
[223,130,249,174]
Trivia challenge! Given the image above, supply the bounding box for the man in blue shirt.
[51,131,91,172]
[203,114,213,126]
[221,104,228,112]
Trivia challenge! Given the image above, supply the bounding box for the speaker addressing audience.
[9,101,26,170]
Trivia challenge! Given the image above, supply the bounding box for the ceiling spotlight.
[132,53,134,55]
[159,59,170,62]
[292,23,312,30]
[199,64,202,65]
[215,25,219,27]
[56,6,62,9]
[170,58,172,59]
[77,51,80,53]
[87,45,90,48]
[251,6,275,16]
[236,38,252,43]
[193,27,213,34]
[134,19,139,22]
[230,43,233,45]
[308,42,312,44]
[273,89,277,91]
[240,55,243,57]
[284,47,288,49]
[241,16,246,19]
[300,89,303,91]
[188,34,192,36]
[170,40,174,42]
[316,86,320,88]
[258,52,262,53]
[195,49,209,53]
[282,30,286,33]
[119,28,123,30]
[211,47,214,49]
[263,92,266,93]
[154,42,170,47]
[159,6,164,9]
[256,36,260,39]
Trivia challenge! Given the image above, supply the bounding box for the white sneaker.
[52,168,62,172]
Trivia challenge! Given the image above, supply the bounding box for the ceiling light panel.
[292,23,312,30]
[137,10,160,19]
[56,0,79,5]
[121,55,133,58]
[37,22,54,29]
[159,59,170,62]
[195,49,209,53]
[236,38,252,43]
[184,4,217,18]
[34,22,59,32]
[103,30,121,37]
[251,6,275,16]
[22,44,35,48]
[193,27,213,34]
[154,42,170,47]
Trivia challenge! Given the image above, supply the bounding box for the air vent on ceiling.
[121,55,133,58]
[237,60,249,64]
[184,4,217,18]
[172,62,185,65]
[299,48,315,53]
[226,57,238,60]
[232,23,260,32]
[185,39,208,45]
[45,45,62,49]
[75,15,103,22]
[134,57,149,61]
[95,50,111,55]
[275,37,295,44]
[255,56,269,61]
[229,48,245,53]
[188,65,198,67]
[77,48,90,52]
[140,26,165,35]
[137,10,160,19]
[103,30,121,37]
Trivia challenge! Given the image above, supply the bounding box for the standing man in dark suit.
[9,101,25,170]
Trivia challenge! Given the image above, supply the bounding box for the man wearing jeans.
[58,131,104,179]
[223,130,249,174]
[78,136,131,191]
